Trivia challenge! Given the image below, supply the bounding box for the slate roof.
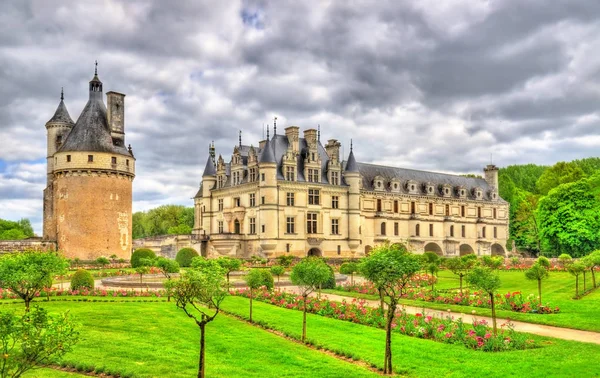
[344,149,359,173]
[47,100,74,124]
[259,137,276,163]
[202,155,216,176]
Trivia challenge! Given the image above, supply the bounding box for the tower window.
[482,226,486,238]
[88,155,94,162]
[462,225,466,238]
[494,227,497,238]
[66,155,71,162]
[394,222,399,236]
[377,199,382,212]
[126,159,129,166]
[111,156,117,164]
[429,203,433,215]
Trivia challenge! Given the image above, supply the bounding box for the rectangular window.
[450,225,454,237]
[331,219,339,235]
[249,168,257,182]
[307,213,318,234]
[286,243,290,253]
[249,218,256,234]
[394,222,399,236]
[218,221,223,233]
[66,155,71,162]
[287,192,295,206]
[234,197,240,207]
[478,207,482,218]
[377,199,382,212]
[429,224,433,237]
[126,159,129,166]
[493,208,497,219]
[415,224,420,237]
[381,222,386,236]
[218,199,223,211]
[286,166,295,181]
[308,189,320,205]
[337,245,341,255]
[261,173,265,182]
[461,205,465,217]
[494,226,497,239]
[411,202,416,214]
[261,196,265,205]
[429,203,433,215]
[262,224,265,233]
[331,196,339,209]
[445,204,450,216]
[111,156,117,164]
[462,225,466,238]
[88,155,94,162]
[482,226,486,238]
[331,171,339,185]
[308,168,319,182]
[394,200,398,213]
[286,217,295,234]
[249,193,256,207]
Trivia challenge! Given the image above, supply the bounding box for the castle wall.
[53,171,133,260]
[132,234,198,259]
[0,239,56,254]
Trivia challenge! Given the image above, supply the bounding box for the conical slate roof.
[344,149,359,173]
[259,137,276,163]
[202,155,216,176]
[47,99,74,124]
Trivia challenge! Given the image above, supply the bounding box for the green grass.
[326,270,600,332]
[3,301,378,378]
[24,368,86,377]
[222,296,600,377]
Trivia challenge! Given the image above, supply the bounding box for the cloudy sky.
[1,0,600,235]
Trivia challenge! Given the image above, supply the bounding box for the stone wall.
[0,239,57,254]
[133,234,199,259]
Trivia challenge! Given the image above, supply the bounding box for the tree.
[136,258,153,284]
[339,262,359,285]
[466,267,502,335]
[244,269,274,323]
[536,161,585,196]
[95,256,110,272]
[582,250,600,288]
[216,257,242,285]
[131,248,156,268]
[525,263,549,305]
[0,306,79,378]
[568,262,586,299]
[512,192,542,253]
[176,248,200,267]
[359,245,421,375]
[290,258,331,343]
[537,256,551,269]
[270,265,286,284]
[0,218,35,240]
[481,256,504,270]
[155,257,180,302]
[172,260,227,378]
[538,178,600,257]
[445,256,476,294]
[276,255,294,268]
[558,254,573,270]
[0,251,68,311]
[132,205,195,238]
[425,263,439,291]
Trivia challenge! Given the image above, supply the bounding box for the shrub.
[321,263,336,289]
[537,256,550,268]
[176,248,199,267]
[131,249,156,268]
[71,269,94,290]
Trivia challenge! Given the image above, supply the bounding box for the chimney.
[484,164,499,189]
[106,91,126,147]
[324,139,341,162]
[285,126,300,153]
[303,128,317,146]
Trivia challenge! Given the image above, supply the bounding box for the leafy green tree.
[499,164,547,194]
[95,256,110,271]
[216,257,242,285]
[558,254,573,269]
[537,256,551,269]
[513,191,542,253]
[525,263,549,305]
[0,251,68,311]
[155,257,180,279]
[276,255,294,268]
[0,306,79,378]
[244,269,274,323]
[445,256,477,294]
[480,256,504,270]
[132,205,195,238]
[467,267,502,335]
[70,269,94,291]
[567,262,586,299]
[425,263,439,291]
[0,218,35,240]
[136,258,154,284]
[359,245,421,375]
[172,260,227,378]
[290,258,331,343]
[270,265,286,284]
[582,250,600,288]
[538,178,600,257]
[536,161,585,195]
[339,262,359,285]
[131,248,156,268]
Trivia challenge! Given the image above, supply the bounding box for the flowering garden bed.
[230,288,536,352]
[0,287,167,299]
[337,282,560,314]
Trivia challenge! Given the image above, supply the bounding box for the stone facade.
[0,239,57,254]
[193,126,509,258]
[42,66,135,260]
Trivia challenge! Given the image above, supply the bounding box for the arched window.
[381,222,386,236]
[415,224,420,237]
[450,225,454,237]
[234,219,241,234]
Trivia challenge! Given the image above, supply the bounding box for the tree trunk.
[537,279,542,305]
[379,288,385,316]
[249,288,253,323]
[459,275,463,294]
[25,297,30,312]
[302,294,307,342]
[583,271,587,292]
[383,299,396,375]
[198,323,206,378]
[490,293,497,335]
[575,275,579,299]
[592,268,596,288]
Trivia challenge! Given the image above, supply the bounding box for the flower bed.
[230,288,535,351]
[0,287,166,299]
[336,282,560,314]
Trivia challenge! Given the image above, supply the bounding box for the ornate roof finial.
[273,116,277,135]
[318,124,321,142]
[239,130,242,147]
[350,139,353,151]
[266,125,270,140]
[60,87,64,101]
[95,60,98,76]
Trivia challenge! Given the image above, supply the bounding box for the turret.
[343,140,361,253]
[484,164,499,201]
[45,88,74,184]
[258,128,278,254]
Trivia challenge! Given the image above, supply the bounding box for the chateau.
[193,125,509,258]
[42,65,135,260]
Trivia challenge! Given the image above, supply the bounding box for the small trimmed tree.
[136,257,153,284]
[445,255,477,294]
[290,258,331,342]
[172,260,227,378]
[70,269,94,291]
[425,263,439,291]
[276,255,294,268]
[176,248,200,267]
[525,263,549,305]
[95,256,110,272]
[244,269,274,323]
[568,262,586,299]
[360,244,421,375]
[467,266,502,335]
[537,256,551,269]
[270,265,286,284]
[558,253,573,270]
[339,262,359,285]
[583,250,600,288]
[0,251,68,311]
[131,248,156,268]
[217,256,242,285]
[0,306,79,378]
[155,257,180,302]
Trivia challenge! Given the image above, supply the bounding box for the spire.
[95,60,98,76]
[260,127,276,163]
[273,116,277,135]
[89,60,103,97]
[239,130,242,147]
[344,139,359,173]
[61,87,64,101]
[46,88,74,125]
[266,125,270,140]
[202,153,216,176]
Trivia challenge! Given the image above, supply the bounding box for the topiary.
[176,248,199,267]
[71,269,94,290]
[131,248,156,268]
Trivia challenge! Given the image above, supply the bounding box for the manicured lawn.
[3,301,378,378]
[222,296,600,377]
[326,270,600,332]
[24,369,85,377]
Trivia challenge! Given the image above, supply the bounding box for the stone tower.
[343,141,361,254]
[43,64,136,260]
